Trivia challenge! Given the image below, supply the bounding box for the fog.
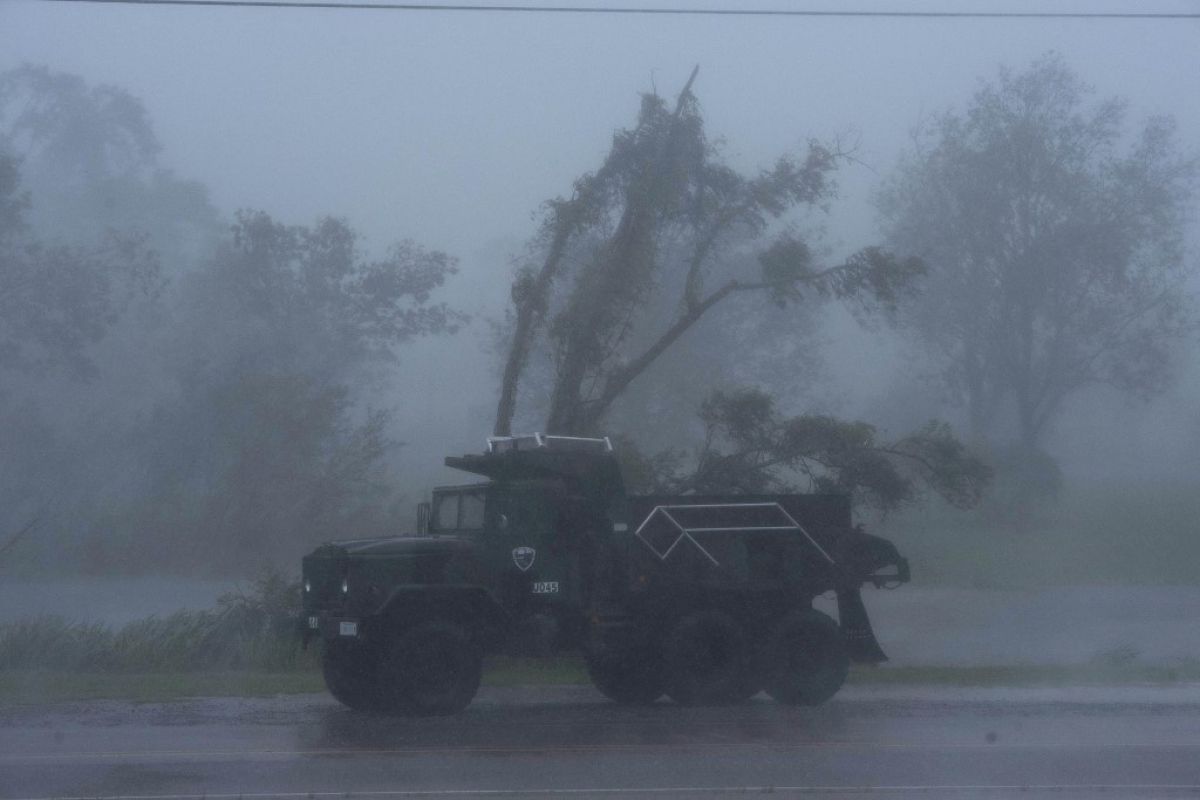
[0,0,1197,590]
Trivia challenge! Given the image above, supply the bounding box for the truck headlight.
[341,578,349,594]
[304,579,312,593]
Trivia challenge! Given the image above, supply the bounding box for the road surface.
[2,684,1200,799]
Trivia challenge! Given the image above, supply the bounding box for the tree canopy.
[494,71,987,509]
[879,53,1196,458]
[118,211,465,569]
[0,152,158,384]
[0,66,467,573]
[0,64,219,261]
[668,388,989,512]
[495,69,923,438]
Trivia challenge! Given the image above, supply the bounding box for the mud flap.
[836,587,888,663]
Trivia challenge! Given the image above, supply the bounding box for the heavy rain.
[0,1,1198,797]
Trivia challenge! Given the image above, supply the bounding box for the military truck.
[300,434,909,715]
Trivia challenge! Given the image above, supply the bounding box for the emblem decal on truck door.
[512,546,536,572]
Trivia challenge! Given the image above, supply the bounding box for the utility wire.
[35,0,1200,19]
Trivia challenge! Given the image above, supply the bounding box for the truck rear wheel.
[585,648,665,705]
[322,639,382,712]
[663,610,749,706]
[380,620,483,716]
[763,609,849,706]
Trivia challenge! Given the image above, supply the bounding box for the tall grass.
[0,572,316,672]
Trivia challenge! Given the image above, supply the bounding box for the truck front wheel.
[380,620,483,716]
[322,639,383,712]
[763,609,849,706]
[585,647,665,705]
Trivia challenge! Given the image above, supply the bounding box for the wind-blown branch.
[673,388,989,511]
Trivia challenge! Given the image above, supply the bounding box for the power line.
[35,0,1200,19]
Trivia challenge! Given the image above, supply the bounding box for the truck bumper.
[299,613,363,648]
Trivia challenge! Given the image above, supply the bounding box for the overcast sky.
[5,1,1197,256]
[3,0,1198,485]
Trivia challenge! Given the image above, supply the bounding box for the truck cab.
[427,477,588,647]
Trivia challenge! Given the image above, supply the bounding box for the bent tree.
[495,69,921,437]
[494,70,987,508]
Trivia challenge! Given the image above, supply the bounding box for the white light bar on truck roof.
[486,433,613,454]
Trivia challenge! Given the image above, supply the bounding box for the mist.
[0,0,1197,596]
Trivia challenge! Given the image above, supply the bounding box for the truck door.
[487,482,581,615]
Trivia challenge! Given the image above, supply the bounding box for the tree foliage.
[879,54,1196,453]
[196,211,463,373]
[624,388,989,512]
[496,69,923,437]
[0,68,467,573]
[0,149,161,570]
[0,64,219,260]
[116,212,465,569]
[0,152,159,384]
[490,71,985,508]
[0,64,159,181]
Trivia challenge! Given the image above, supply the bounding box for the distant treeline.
[0,66,463,574]
[0,56,1195,577]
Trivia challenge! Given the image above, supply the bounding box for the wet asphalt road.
[2,685,1200,799]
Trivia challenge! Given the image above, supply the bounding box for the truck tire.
[585,648,665,705]
[663,610,749,706]
[322,639,382,712]
[730,666,764,702]
[763,609,849,706]
[379,620,483,716]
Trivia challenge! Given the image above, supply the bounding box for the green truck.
[301,434,909,715]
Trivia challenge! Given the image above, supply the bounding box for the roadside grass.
[484,658,1200,688]
[0,657,586,707]
[4,657,1200,707]
[848,661,1200,687]
[0,573,310,674]
[484,655,589,686]
[876,480,1200,588]
[3,560,1198,707]
[0,670,325,706]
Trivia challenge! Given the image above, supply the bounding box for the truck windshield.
[432,491,486,531]
[432,494,459,530]
[460,492,486,529]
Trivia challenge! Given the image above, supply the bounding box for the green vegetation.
[1,557,1196,708]
[483,657,1200,689]
[483,656,589,687]
[876,480,1200,588]
[0,670,324,706]
[849,661,1200,688]
[1,569,1195,707]
[4,658,1199,708]
[0,67,465,576]
[0,613,313,672]
[0,573,310,673]
[0,659,586,707]
[879,55,1195,466]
